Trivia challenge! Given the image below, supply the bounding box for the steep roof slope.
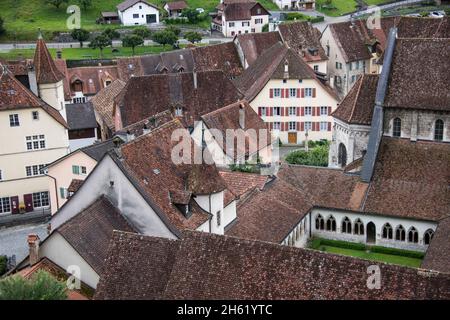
[34,36,64,84]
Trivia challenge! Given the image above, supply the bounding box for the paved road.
[0,223,48,265]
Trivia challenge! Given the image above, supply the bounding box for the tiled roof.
[119,119,225,231]
[117,0,158,11]
[422,217,450,274]
[332,74,378,125]
[33,37,64,84]
[201,100,272,160]
[192,42,243,78]
[57,196,137,274]
[219,170,267,199]
[116,110,174,138]
[67,179,84,193]
[235,31,282,66]
[278,21,328,63]
[90,79,126,131]
[82,139,115,161]
[95,230,450,300]
[116,70,243,128]
[362,137,450,221]
[166,1,187,10]
[224,2,259,21]
[227,178,312,243]
[66,102,98,130]
[0,65,68,128]
[384,38,450,111]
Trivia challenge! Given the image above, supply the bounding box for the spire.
[33,30,64,84]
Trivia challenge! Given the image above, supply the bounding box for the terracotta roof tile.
[166,1,187,10]
[33,38,64,84]
[422,217,450,274]
[91,79,126,131]
[67,179,84,193]
[219,170,267,199]
[235,31,282,66]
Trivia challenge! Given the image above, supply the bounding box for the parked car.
[429,11,446,18]
[196,8,205,14]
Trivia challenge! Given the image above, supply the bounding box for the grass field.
[0,44,183,60]
[316,0,358,17]
[0,0,278,41]
[364,0,396,6]
[318,245,422,268]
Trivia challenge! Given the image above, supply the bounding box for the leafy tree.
[102,28,120,41]
[0,270,67,300]
[0,17,5,37]
[262,24,269,32]
[285,141,329,167]
[89,34,112,58]
[46,0,68,9]
[184,31,202,44]
[78,0,92,11]
[122,34,144,55]
[152,30,178,47]
[181,8,200,24]
[133,27,151,39]
[70,28,90,48]
[166,25,181,37]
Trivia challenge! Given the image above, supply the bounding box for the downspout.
[209,194,212,233]
[309,211,312,239]
[45,173,60,211]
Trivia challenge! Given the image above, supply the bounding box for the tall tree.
[184,31,202,44]
[152,30,178,47]
[181,8,200,24]
[102,28,120,47]
[89,34,112,58]
[122,34,144,56]
[45,0,68,9]
[70,28,90,48]
[0,17,5,37]
[133,27,151,39]
[78,0,92,11]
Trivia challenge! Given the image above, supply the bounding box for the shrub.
[184,31,202,43]
[0,256,7,276]
[370,246,425,259]
[0,270,67,300]
[152,30,178,47]
[319,238,366,251]
[286,12,309,21]
[0,16,5,37]
[133,27,151,39]
[229,163,259,174]
[285,141,329,167]
[310,16,325,23]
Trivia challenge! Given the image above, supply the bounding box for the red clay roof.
[422,216,450,274]
[235,31,282,66]
[219,170,267,199]
[91,79,126,131]
[33,38,64,84]
[166,1,187,10]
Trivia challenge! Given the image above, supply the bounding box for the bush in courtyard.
[285,141,329,167]
[319,238,366,251]
[370,246,425,259]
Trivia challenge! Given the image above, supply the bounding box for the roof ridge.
[121,118,182,148]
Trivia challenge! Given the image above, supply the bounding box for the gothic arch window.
[434,119,444,141]
[338,143,347,167]
[342,217,352,234]
[382,223,393,239]
[395,225,406,241]
[354,219,364,235]
[408,227,419,243]
[326,216,336,232]
[424,229,434,245]
[393,118,401,137]
[315,214,324,230]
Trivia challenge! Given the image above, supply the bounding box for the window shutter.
[258,107,262,116]
[270,122,273,130]
[328,122,332,131]
[285,89,289,98]
[297,122,301,131]
[312,88,316,98]
[328,106,332,115]
[300,122,304,131]
[72,166,79,175]
[297,88,300,98]
[296,107,300,116]
[301,107,305,116]
[270,107,274,116]
[316,107,320,116]
[285,107,289,116]
[313,122,317,131]
[312,107,316,117]
[281,89,285,98]
[301,88,305,98]
[270,89,273,98]
[316,122,320,131]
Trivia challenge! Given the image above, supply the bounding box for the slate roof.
[235,31,282,66]
[384,38,450,111]
[82,139,115,161]
[278,21,328,63]
[57,196,136,274]
[95,230,450,300]
[422,217,450,274]
[0,65,68,128]
[117,0,158,11]
[90,79,126,131]
[66,102,98,130]
[115,70,243,128]
[362,137,450,222]
[332,74,378,125]
[33,37,64,84]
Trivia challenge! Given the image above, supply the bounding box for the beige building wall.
[249,78,338,145]
[38,81,67,121]
[47,151,98,214]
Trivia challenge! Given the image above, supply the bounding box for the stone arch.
[338,143,347,167]
[366,222,376,243]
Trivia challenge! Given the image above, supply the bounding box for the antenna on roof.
[37,28,43,40]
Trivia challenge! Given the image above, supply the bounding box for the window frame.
[434,119,444,141]
[392,117,401,137]
[9,114,20,127]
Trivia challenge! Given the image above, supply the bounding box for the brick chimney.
[28,234,40,266]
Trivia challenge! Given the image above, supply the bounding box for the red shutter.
[270,89,274,98]
[312,88,316,98]
[297,88,300,98]
[285,88,289,98]
[281,122,285,131]
[285,107,289,116]
[268,107,272,116]
[328,122,331,131]
[297,122,300,131]
[316,122,320,131]
[281,107,284,116]
[296,107,300,116]
[328,106,332,115]
[301,107,304,116]
[270,122,273,130]
[316,107,320,116]
[300,122,304,131]
[281,89,285,98]
[301,88,305,98]
[312,107,316,116]
[258,107,262,116]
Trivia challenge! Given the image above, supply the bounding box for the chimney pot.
[28,234,40,266]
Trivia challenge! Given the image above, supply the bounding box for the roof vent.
[153,169,160,175]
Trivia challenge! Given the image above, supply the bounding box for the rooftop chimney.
[193,70,198,89]
[239,103,245,129]
[28,234,40,266]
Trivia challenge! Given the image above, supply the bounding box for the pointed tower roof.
[33,30,64,84]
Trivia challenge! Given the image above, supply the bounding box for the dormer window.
[72,80,83,92]
[175,106,183,117]
[105,80,112,87]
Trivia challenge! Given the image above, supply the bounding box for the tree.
[46,0,68,9]
[181,8,200,24]
[0,270,67,300]
[0,17,5,37]
[78,0,92,11]
[102,28,120,47]
[89,34,112,58]
[122,34,144,55]
[70,28,89,48]
[152,30,178,47]
[184,31,202,44]
[133,27,151,39]
[166,25,181,37]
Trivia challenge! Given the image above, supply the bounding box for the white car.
[196,8,205,14]
[429,11,445,18]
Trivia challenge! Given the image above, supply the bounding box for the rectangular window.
[242,22,249,27]
[229,22,235,27]
[273,88,281,97]
[304,122,312,131]
[351,75,357,83]
[26,135,46,151]
[81,166,87,175]
[72,165,80,175]
[59,188,69,199]
[305,88,312,97]
[133,14,139,19]
[288,122,297,131]
[314,65,319,71]
[26,164,46,177]
[260,107,267,116]
[273,122,281,130]
[33,192,49,208]
[320,122,328,131]
[304,107,312,116]
[255,18,263,24]
[0,169,2,181]
[217,211,221,227]
[288,107,296,116]
[289,88,297,97]
[32,111,39,120]
[320,106,328,116]
[73,97,86,104]
[0,197,11,214]
[273,107,281,116]
[9,114,20,127]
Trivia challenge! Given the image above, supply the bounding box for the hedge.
[319,238,366,251]
[0,256,7,276]
[370,246,425,259]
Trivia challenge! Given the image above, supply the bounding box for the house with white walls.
[117,0,160,26]
[273,0,315,10]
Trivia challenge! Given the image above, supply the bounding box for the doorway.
[146,14,156,24]
[288,132,297,144]
[366,222,376,244]
[24,194,34,212]
[338,143,347,167]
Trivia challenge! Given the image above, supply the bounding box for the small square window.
[9,114,20,127]
[32,111,39,120]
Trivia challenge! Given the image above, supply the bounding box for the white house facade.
[117,0,160,26]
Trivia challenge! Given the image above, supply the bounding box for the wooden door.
[288,132,297,144]
[11,196,19,214]
[24,194,34,212]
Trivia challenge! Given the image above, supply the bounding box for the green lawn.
[319,245,423,268]
[0,45,182,60]
[316,0,358,17]
[364,0,395,6]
